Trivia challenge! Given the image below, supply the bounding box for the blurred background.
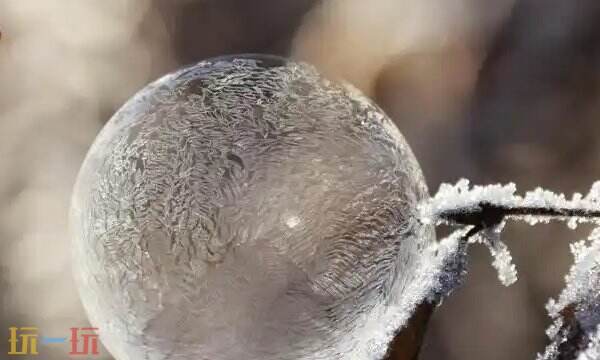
[1,0,600,359]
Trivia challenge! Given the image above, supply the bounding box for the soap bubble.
[70,54,433,360]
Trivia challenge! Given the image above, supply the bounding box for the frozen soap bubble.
[70,54,433,360]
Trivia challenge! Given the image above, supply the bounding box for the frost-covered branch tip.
[421,179,600,230]
[419,179,600,287]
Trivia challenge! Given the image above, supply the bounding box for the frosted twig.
[538,228,600,360]
[419,179,600,287]
[412,179,600,359]
[421,179,600,230]
[440,203,600,229]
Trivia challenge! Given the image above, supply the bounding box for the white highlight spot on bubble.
[285,216,301,229]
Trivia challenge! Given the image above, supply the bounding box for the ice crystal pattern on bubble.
[70,55,433,360]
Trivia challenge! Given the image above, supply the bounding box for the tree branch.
[438,202,600,240]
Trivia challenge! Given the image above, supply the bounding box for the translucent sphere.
[70,55,433,360]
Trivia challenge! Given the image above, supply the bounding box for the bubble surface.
[70,55,432,360]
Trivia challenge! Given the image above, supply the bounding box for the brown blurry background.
[1,1,600,359]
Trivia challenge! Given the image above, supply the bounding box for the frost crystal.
[422,179,600,227]
[538,228,600,360]
[419,179,517,226]
[484,225,518,286]
[345,227,466,359]
[420,179,600,288]
[578,326,600,360]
